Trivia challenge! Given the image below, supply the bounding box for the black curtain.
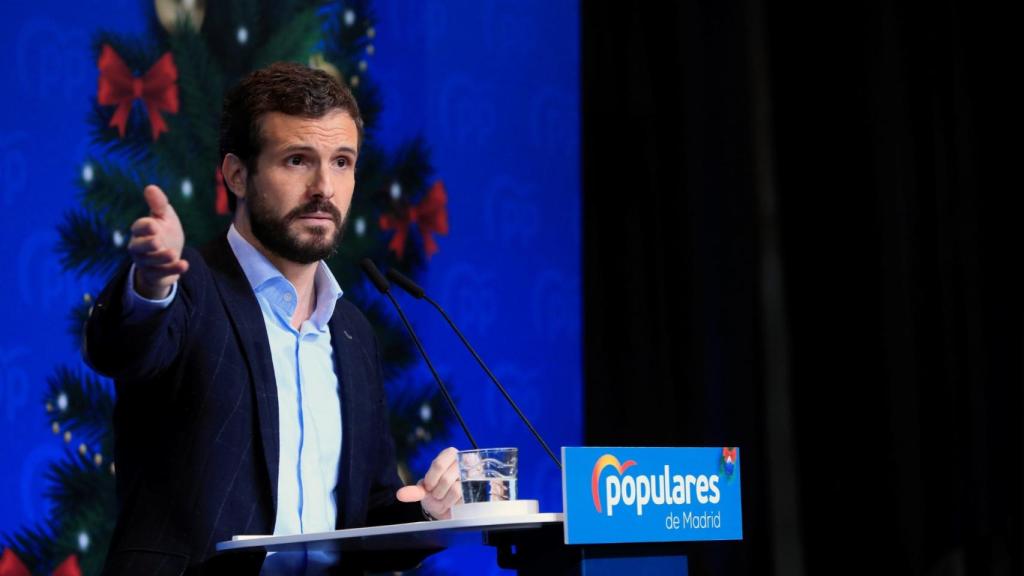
[582,1,1019,575]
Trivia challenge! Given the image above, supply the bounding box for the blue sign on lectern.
[561,447,743,545]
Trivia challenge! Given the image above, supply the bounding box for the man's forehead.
[260,110,358,148]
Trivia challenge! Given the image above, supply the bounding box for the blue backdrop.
[0,1,579,573]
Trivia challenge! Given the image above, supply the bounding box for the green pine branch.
[88,100,154,163]
[326,223,380,292]
[323,0,375,63]
[265,0,326,25]
[190,0,260,82]
[146,23,224,195]
[44,453,116,534]
[1,451,114,575]
[350,78,382,139]
[92,31,163,70]
[389,137,435,199]
[350,143,388,205]
[156,17,231,248]
[56,208,127,279]
[78,159,148,228]
[165,26,224,167]
[50,501,114,576]
[148,121,200,191]
[67,296,93,345]
[251,7,321,70]
[3,524,55,575]
[46,366,115,450]
[35,454,115,576]
[321,1,382,131]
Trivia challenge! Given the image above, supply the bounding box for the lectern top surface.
[216,512,564,553]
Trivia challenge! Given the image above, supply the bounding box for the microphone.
[385,267,562,470]
[359,259,478,450]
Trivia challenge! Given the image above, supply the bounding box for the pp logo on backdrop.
[563,446,743,545]
[590,453,721,517]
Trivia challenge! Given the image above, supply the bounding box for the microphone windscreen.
[386,268,426,299]
[360,258,390,294]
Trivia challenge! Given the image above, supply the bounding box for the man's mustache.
[285,199,342,225]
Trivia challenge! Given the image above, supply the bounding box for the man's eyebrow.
[278,144,357,156]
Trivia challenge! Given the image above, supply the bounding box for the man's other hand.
[128,185,188,300]
[395,446,461,520]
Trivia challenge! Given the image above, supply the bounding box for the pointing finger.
[144,185,171,218]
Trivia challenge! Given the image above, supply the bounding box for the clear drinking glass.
[457,447,518,503]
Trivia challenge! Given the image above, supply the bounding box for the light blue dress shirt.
[124,225,344,537]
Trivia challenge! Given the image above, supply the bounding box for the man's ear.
[221,153,248,201]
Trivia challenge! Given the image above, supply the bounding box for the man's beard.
[246,180,346,265]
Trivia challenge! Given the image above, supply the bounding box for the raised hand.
[128,185,188,299]
[396,446,462,520]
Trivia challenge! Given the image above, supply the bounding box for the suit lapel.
[331,303,370,528]
[202,237,281,514]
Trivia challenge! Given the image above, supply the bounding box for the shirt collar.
[226,225,344,331]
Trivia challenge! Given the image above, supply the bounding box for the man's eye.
[288,156,304,165]
[336,157,350,168]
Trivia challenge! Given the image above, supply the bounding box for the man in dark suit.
[85,62,462,575]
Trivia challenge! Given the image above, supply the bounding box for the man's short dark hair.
[219,61,363,211]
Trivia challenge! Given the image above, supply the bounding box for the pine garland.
[56,209,126,278]
[251,8,322,70]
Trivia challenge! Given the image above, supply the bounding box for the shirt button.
[283,293,293,302]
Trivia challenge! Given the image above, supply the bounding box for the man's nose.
[309,163,334,198]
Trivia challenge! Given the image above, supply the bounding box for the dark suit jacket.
[85,237,423,575]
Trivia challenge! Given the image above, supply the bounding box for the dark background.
[582,1,1020,574]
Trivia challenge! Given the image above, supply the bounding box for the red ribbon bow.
[1,548,80,576]
[0,549,26,576]
[380,180,449,260]
[51,555,80,576]
[722,447,737,463]
[97,44,179,140]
